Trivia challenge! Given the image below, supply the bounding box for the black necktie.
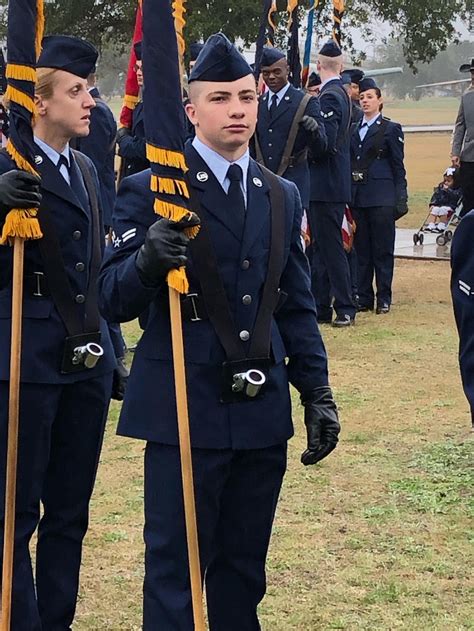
[57,154,70,179]
[226,164,246,226]
[269,93,278,118]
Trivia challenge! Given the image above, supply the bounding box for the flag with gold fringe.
[287,0,301,88]
[332,0,345,47]
[267,0,277,47]
[142,0,198,294]
[1,0,44,244]
[302,0,319,87]
[119,0,143,129]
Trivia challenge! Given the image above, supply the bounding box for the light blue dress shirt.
[267,82,291,110]
[192,136,249,206]
[359,114,381,142]
[34,136,71,184]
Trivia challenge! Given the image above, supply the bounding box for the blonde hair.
[35,67,60,100]
[318,54,343,74]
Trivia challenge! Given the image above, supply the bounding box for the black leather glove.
[300,386,340,466]
[136,213,201,286]
[116,127,131,142]
[300,115,319,134]
[394,198,409,221]
[111,357,129,401]
[0,170,42,217]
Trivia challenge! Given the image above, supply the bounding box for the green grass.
[71,260,474,630]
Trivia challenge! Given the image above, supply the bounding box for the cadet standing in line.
[341,68,364,123]
[0,36,116,630]
[451,58,474,215]
[116,41,149,178]
[451,206,474,428]
[307,40,355,327]
[350,78,408,314]
[99,33,340,630]
[254,46,327,211]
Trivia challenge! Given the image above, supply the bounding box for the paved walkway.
[394,228,451,261]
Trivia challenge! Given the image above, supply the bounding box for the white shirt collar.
[361,113,381,127]
[267,82,291,108]
[34,136,70,167]
[192,136,249,196]
[320,76,340,90]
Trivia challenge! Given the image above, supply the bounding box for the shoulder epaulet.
[382,116,391,121]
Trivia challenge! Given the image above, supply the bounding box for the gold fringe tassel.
[5,85,36,116]
[151,175,189,198]
[35,0,45,59]
[166,268,189,295]
[123,94,139,110]
[0,208,42,244]
[153,199,199,236]
[147,144,187,170]
[6,141,38,176]
[172,0,187,58]
[6,64,36,82]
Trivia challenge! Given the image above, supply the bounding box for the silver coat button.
[75,294,85,304]
[75,262,85,272]
[239,330,250,341]
[242,295,252,305]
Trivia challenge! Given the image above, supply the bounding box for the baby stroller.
[413,167,462,245]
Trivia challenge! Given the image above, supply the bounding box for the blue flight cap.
[345,68,364,83]
[134,41,142,61]
[308,72,321,87]
[260,46,286,68]
[189,33,253,83]
[460,58,474,73]
[359,77,378,93]
[319,40,342,58]
[189,42,204,62]
[37,35,98,79]
[341,70,352,85]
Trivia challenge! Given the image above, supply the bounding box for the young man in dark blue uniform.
[308,40,355,327]
[99,33,340,631]
[451,208,474,428]
[0,36,116,629]
[116,41,149,178]
[254,46,326,210]
[350,78,408,314]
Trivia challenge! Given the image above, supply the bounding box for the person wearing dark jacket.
[99,33,340,630]
[254,46,327,209]
[116,41,149,178]
[350,78,408,314]
[0,36,116,630]
[307,40,355,327]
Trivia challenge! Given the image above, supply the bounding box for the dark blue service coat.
[351,115,407,208]
[0,145,115,630]
[0,147,116,383]
[74,87,117,228]
[117,100,149,177]
[255,84,327,208]
[451,209,474,425]
[99,144,329,450]
[309,78,352,203]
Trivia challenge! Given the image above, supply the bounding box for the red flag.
[119,0,143,129]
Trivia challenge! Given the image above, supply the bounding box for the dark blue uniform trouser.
[0,374,112,631]
[143,442,287,631]
[352,206,396,308]
[307,201,355,320]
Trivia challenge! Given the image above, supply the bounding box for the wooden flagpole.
[1,237,25,631]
